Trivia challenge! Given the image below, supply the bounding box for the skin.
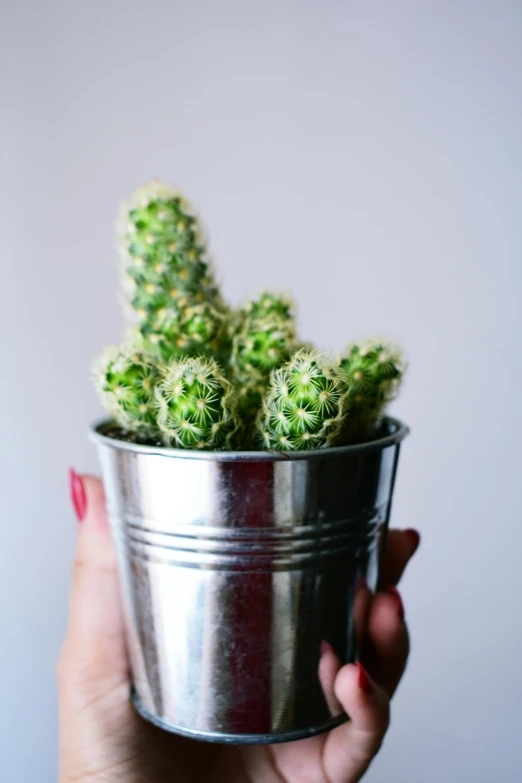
[58,475,419,783]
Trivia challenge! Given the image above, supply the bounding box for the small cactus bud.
[257,350,348,450]
[339,338,406,441]
[230,317,296,433]
[229,292,298,434]
[156,356,239,449]
[232,316,295,377]
[240,290,295,323]
[94,346,161,437]
[135,301,231,364]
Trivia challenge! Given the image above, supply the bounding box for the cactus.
[94,346,161,438]
[257,350,348,451]
[231,290,296,395]
[118,181,218,307]
[155,356,239,449]
[93,180,408,451]
[232,316,295,379]
[229,293,297,435]
[231,317,296,427]
[239,290,295,323]
[117,180,229,362]
[339,338,406,441]
[136,301,230,364]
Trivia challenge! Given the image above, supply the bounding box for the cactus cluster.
[95,179,407,450]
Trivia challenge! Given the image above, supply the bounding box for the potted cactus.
[91,180,409,744]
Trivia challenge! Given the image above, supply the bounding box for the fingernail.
[320,640,334,656]
[69,468,87,522]
[356,575,367,592]
[404,528,421,552]
[356,661,373,695]
[386,585,405,620]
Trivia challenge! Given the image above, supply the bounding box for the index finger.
[379,529,420,589]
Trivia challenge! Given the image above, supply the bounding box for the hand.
[59,472,420,783]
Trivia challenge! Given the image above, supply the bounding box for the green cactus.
[118,180,229,362]
[155,356,239,449]
[239,290,295,323]
[257,350,348,451]
[231,317,295,426]
[94,346,161,438]
[339,338,406,441]
[93,180,408,451]
[136,301,230,364]
[232,316,295,378]
[229,291,297,428]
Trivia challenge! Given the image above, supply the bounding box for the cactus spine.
[155,356,239,449]
[339,339,406,441]
[257,350,348,450]
[94,346,161,437]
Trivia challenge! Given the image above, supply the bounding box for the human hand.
[59,472,420,783]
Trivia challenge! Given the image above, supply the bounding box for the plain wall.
[2,1,521,781]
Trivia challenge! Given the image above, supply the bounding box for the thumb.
[57,475,135,782]
[58,471,129,695]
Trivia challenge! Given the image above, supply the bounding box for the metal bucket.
[90,416,409,744]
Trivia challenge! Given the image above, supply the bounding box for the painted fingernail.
[69,468,87,522]
[320,640,334,656]
[356,661,373,695]
[404,528,420,552]
[386,586,405,620]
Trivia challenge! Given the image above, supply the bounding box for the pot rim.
[89,416,409,462]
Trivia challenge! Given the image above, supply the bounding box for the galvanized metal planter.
[90,416,409,744]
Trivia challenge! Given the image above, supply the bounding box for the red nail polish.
[404,528,420,552]
[386,586,405,620]
[69,468,87,522]
[356,661,373,695]
[320,640,333,656]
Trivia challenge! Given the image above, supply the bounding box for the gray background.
[2,1,521,781]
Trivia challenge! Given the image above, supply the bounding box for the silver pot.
[90,416,409,744]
